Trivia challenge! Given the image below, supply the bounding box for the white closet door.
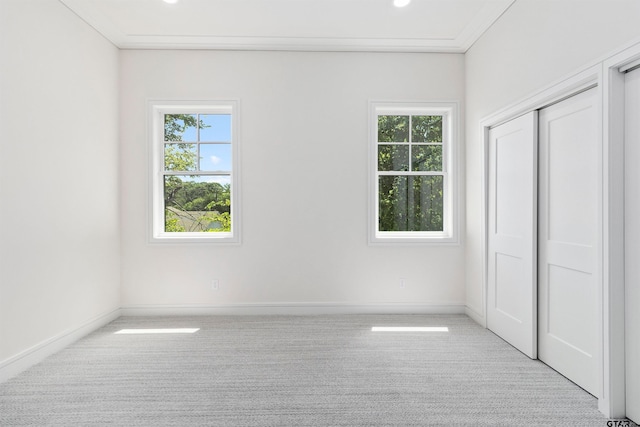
[538,88,599,396]
[625,67,640,424]
[487,111,538,358]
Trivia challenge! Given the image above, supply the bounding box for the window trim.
[368,101,458,245]
[149,100,241,244]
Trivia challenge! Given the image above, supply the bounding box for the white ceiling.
[59,0,515,53]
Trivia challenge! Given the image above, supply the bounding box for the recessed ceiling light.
[163,0,179,4]
[393,0,411,7]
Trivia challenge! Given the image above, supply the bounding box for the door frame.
[479,64,608,412]
[602,44,640,420]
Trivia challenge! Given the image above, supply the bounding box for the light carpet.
[0,314,630,426]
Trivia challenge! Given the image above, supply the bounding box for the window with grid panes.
[150,101,240,243]
[370,103,457,243]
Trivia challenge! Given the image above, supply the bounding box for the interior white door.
[624,67,640,424]
[487,111,538,359]
[537,88,600,396]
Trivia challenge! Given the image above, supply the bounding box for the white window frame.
[368,101,458,245]
[149,100,241,244]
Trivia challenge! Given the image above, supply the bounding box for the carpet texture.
[0,314,631,426]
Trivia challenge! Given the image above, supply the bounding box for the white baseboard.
[0,303,467,383]
[465,305,486,328]
[0,308,121,384]
[121,302,467,316]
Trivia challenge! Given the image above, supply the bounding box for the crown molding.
[59,0,514,53]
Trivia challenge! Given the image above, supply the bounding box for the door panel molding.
[538,88,600,397]
[486,111,538,359]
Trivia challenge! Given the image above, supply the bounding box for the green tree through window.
[371,102,456,243]
[377,114,444,232]
[163,114,232,233]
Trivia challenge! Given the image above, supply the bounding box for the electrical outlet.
[400,278,407,288]
[211,279,220,291]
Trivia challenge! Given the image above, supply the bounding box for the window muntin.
[370,103,456,243]
[151,102,239,243]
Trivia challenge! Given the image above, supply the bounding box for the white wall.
[0,0,121,362]
[120,50,465,311]
[465,0,640,319]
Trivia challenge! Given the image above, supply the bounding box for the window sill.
[369,232,458,246]
[150,232,240,244]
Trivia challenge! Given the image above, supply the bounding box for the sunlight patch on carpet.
[371,326,449,332]
[114,328,200,334]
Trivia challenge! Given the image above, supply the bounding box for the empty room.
[1,0,640,425]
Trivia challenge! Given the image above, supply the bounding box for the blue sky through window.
[167,113,232,182]
[200,144,232,172]
[200,114,231,142]
[178,114,231,142]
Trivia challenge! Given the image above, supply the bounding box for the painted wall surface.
[120,50,465,309]
[0,0,121,361]
[465,0,640,319]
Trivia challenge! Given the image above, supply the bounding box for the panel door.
[625,67,640,424]
[487,111,538,359]
[538,88,600,396]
